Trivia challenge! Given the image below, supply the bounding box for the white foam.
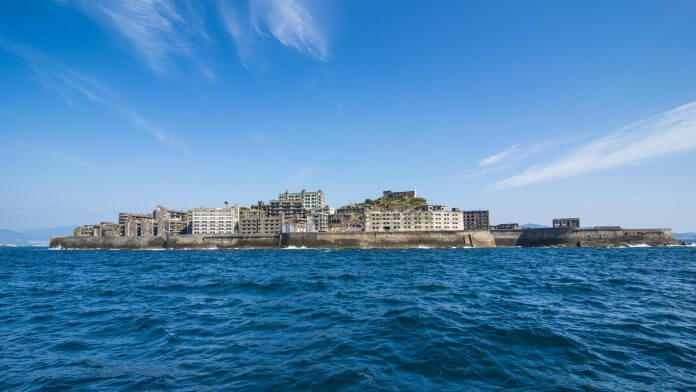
[627,244,651,248]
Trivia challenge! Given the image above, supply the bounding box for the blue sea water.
[1,247,695,391]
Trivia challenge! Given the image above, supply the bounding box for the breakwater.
[50,227,679,249]
[491,227,679,247]
[50,230,496,249]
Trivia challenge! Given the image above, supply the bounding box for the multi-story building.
[307,211,329,232]
[278,189,325,210]
[153,205,188,221]
[382,190,416,199]
[462,210,489,230]
[364,206,464,232]
[191,204,240,235]
[124,218,155,237]
[259,200,305,217]
[98,222,124,237]
[553,218,580,229]
[239,209,283,235]
[118,212,153,225]
[492,223,519,230]
[282,215,307,233]
[153,205,191,236]
[74,224,98,237]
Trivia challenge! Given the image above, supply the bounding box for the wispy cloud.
[217,0,329,68]
[63,0,212,76]
[0,38,192,156]
[478,145,520,167]
[249,0,328,60]
[218,0,328,68]
[494,101,696,189]
[60,0,328,74]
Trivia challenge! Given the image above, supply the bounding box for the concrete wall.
[50,227,677,249]
[282,230,495,248]
[491,228,678,247]
[50,234,279,249]
[50,230,495,249]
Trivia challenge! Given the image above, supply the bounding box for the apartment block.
[191,204,240,235]
[278,189,325,210]
[74,225,98,237]
[239,209,283,235]
[462,210,490,230]
[364,206,464,232]
[118,212,153,225]
[259,200,305,217]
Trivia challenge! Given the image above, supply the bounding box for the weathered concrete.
[50,234,280,249]
[50,227,679,249]
[491,227,679,247]
[50,230,495,249]
[282,230,495,249]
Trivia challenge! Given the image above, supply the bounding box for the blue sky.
[1,1,696,232]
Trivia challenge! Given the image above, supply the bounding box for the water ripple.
[0,247,695,390]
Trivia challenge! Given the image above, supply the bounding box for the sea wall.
[50,234,280,249]
[491,228,678,247]
[50,230,495,249]
[50,228,677,249]
[283,230,495,249]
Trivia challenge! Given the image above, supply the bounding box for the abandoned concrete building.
[364,205,464,232]
[278,189,325,210]
[492,223,519,230]
[191,204,240,235]
[239,209,283,235]
[553,218,580,229]
[462,210,490,230]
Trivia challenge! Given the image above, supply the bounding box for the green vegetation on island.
[363,195,427,210]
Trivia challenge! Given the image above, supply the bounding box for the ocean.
[1,247,695,390]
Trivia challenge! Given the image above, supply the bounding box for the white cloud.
[478,145,520,167]
[60,0,328,73]
[250,0,328,60]
[219,0,328,67]
[64,0,211,76]
[494,101,696,189]
[0,38,192,156]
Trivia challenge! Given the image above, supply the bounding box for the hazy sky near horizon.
[1,1,696,232]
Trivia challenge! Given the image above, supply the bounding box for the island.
[50,189,680,249]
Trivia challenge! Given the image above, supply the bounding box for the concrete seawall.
[50,230,495,249]
[491,228,679,247]
[50,234,280,249]
[282,230,495,249]
[50,228,679,249]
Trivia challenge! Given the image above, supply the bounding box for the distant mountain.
[521,223,549,229]
[674,232,696,243]
[0,226,75,246]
